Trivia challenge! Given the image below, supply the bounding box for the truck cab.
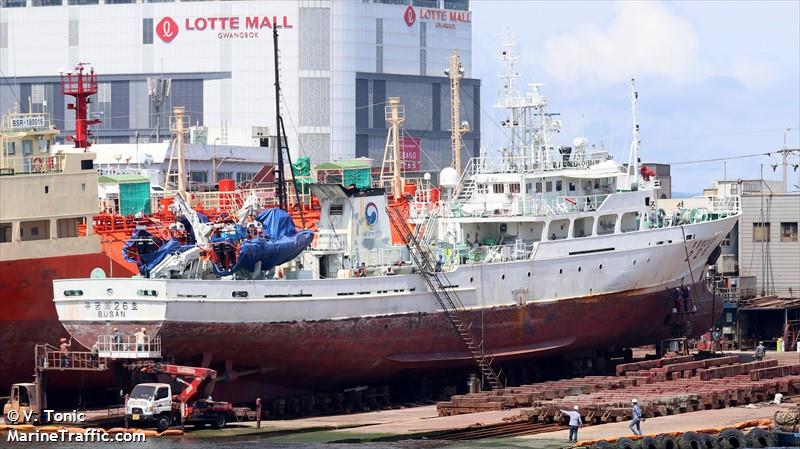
[3,383,40,424]
[126,383,173,431]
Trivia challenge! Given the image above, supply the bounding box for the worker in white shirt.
[560,405,582,443]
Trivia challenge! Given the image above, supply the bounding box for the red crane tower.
[61,62,101,150]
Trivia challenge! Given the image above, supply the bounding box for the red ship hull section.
[0,253,134,391]
[62,281,720,397]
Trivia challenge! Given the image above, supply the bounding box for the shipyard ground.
[1,351,796,446]
[160,351,798,445]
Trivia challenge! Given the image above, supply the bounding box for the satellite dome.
[439,167,459,188]
[423,172,432,181]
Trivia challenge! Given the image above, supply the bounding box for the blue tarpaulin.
[123,235,192,277]
[256,208,297,238]
[212,208,312,276]
[211,231,314,276]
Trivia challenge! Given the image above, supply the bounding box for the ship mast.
[628,78,640,191]
[448,51,467,175]
[380,97,404,198]
[60,63,100,150]
[170,106,188,200]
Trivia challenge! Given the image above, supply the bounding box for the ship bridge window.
[569,182,576,192]
[621,212,640,233]
[476,184,488,194]
[3,142,15,155]
[329,204,344,216]
[597,214,617,235]
[493,184,505,194]
[556,180,563,192]
[20,220,49,241]
[546,181,553,193]
[509,183,520,194]
[548,219,569,240]
[535,182,542,193]
[0,223,11,243]
[64,290,84,297]
[573,217,594,238]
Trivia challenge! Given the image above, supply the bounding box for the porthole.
[559,268,563,275]
[469,276,474,283]
[527,272,531,277]
[646,257,651,263]
[633,260,637,266]
[599,264,603,270]
[578,266,582,272]
[106,288,114,296]
[501,274,506,280]
[232,291,249,298]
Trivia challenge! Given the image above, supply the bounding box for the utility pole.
[778,128,799,193]
[448,51,467,175]
[380,97,404,199]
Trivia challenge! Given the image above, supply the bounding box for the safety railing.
[35,344,107,371]
[0,154,65,175]
[96,335,161,359]
[353,247,406,268]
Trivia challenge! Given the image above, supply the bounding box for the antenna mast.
[273,28,305,226]
[380,97,404,199]
[628,78,640,191]
[61,62,100,150]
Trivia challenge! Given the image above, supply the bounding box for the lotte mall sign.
[156,15,294,43]
[404,5,471,30]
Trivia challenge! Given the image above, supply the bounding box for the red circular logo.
[404,5,416,27]
[156,17,179,43]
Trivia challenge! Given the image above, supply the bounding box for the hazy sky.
[470,1,800,193]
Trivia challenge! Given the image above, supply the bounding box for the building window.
[236,172,255,184]
[0,22,7,49]
[3,142,15,156]
[419,22,427,76]
[0,0,25,7]
[143,18,153,44]
[68,0,99,4]
[781,222,798,242]
[32,0,64,5]
[189,171,208,184]
[69,19,79,47]
[753,222,770,242]
[375,18,383,73]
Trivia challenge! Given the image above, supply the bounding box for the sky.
[470,1,800,194]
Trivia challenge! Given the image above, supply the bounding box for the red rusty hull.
[0,252,134,392]
[62,282,720,393]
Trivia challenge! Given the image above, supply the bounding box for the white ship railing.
[464,155,607,176]
[706,195,740,214]
[353,247,406,267]
[459,241,535,265]
[96,335,161,359]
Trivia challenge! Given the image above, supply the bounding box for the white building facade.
[1,0,477,170]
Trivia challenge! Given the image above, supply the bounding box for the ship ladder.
[386,207,505,390]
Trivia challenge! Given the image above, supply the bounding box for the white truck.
[125,363,232,432]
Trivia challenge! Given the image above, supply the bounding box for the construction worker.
[90,343,99,367]
[134,327,147,351]
[629,399,644,435]
[59,337,71,368]
[113,327,124,351]
[435,254,445,272]
[755,341,766,361]
[559,405,582,443]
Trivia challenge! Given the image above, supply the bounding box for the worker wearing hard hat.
[559,405,582,443]
[629,399,644,435]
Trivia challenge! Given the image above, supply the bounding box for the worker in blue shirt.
[629,399,644,435]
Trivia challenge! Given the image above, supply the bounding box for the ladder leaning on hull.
[386,207,505,390]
